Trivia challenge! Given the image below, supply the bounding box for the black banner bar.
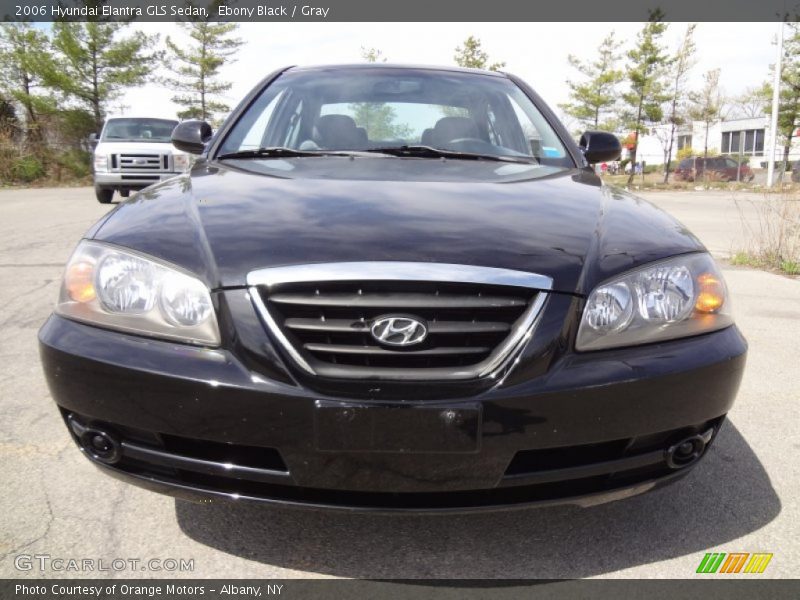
[1,0,798,22]
[4,579,800,600]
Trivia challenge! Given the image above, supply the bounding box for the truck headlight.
[94,154,108,172]
[576,253,732,351]
[173,153,191,172]
[56,240,220,346]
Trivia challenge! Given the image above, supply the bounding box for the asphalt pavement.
[0,186,797,578]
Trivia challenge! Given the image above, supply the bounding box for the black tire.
[95,187,114,204]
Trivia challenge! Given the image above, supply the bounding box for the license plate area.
[314,401,481,453]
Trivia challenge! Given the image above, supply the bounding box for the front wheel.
[95,187,114,204]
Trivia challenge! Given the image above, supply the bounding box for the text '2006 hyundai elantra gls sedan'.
[39,64,747,511]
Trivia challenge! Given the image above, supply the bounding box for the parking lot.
[0,186,797,578]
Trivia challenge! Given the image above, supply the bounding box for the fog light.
[79,428,122,464]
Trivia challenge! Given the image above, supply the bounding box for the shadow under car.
[175,419,779,578]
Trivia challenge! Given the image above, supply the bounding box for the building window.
[722,128,765,156]
[677,134,692,150]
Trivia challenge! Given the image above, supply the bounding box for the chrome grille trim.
[247,262,553,290]
[111,153,171,173]
[247,262,553,381]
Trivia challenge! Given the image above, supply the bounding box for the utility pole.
[767,22,784,187]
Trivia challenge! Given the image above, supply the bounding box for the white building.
[630,116,800,169]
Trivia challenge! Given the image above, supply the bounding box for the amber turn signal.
[66,262,96,303]
[695,273,725,313]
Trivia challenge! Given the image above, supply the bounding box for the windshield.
[217,68,573,167]
[102,118,179,143]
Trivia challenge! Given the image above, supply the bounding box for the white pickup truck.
[91,117,191,204]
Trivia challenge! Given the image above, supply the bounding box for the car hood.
[92,159,705,295]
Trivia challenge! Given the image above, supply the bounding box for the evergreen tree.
[454,36,505,71]
[763,22,800,173]
[350,47,411,140]
[559,32,624,133]
[622,13,671,185]
[45,22,161,132]
[360,46,386,63]
[0,23,56,144]
[163,22,244,123]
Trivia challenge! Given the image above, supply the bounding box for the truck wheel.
[95,187,114,204]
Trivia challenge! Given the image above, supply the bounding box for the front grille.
[114,153,169,172]
[249,263,551,381]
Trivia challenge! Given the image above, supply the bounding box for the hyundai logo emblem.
[370,315,428,347]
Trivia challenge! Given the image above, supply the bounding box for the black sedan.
[39,65,746,511]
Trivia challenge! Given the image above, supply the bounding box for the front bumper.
[94,172,178,189]
[39,311,747,511]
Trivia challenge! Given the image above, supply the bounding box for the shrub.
[11,156,45,182]
[55,148,91,178]
[676,146,694,160]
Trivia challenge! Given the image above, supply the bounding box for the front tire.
[95,187,114,204]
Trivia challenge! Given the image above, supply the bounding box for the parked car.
[39,65,746,511]
[91,117,191,204]
[674,156,754,182]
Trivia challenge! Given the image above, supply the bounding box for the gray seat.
[313,115,367,150]
[430,117,480,147]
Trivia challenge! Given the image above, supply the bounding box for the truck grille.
[248,263,551,381]
[112,153,169,172]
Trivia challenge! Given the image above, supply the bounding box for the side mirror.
[579,131,621,164]
[171,120,213,155]
[88,133,98,149]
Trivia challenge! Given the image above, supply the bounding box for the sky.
[117,22,782,126]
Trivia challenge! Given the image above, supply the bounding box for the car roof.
[105,117,178,121]
[286,63,508,78]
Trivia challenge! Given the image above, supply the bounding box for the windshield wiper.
[365,145,536,164]
[216,147,351,160]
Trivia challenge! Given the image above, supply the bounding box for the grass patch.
[602,172,800,193]
[781,260,800,275]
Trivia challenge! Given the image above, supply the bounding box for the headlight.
[56,240,220,346]
[93,154,108,172]
[576,253,732,351]
[172,153,191,172]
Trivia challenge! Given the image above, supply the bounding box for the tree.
[662,24,696,183]
[454,36,505,71]
[360,46,386,63]
[0,23,56,145]
[731,86,767,118]
[622,13,671,186]
[164,22,243,122]
[689,68,723,167]
[45,23,161,132]
[763,22,800,174]
[352,46,411,139]
[559,32,624,133]
[0,94,18,138]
